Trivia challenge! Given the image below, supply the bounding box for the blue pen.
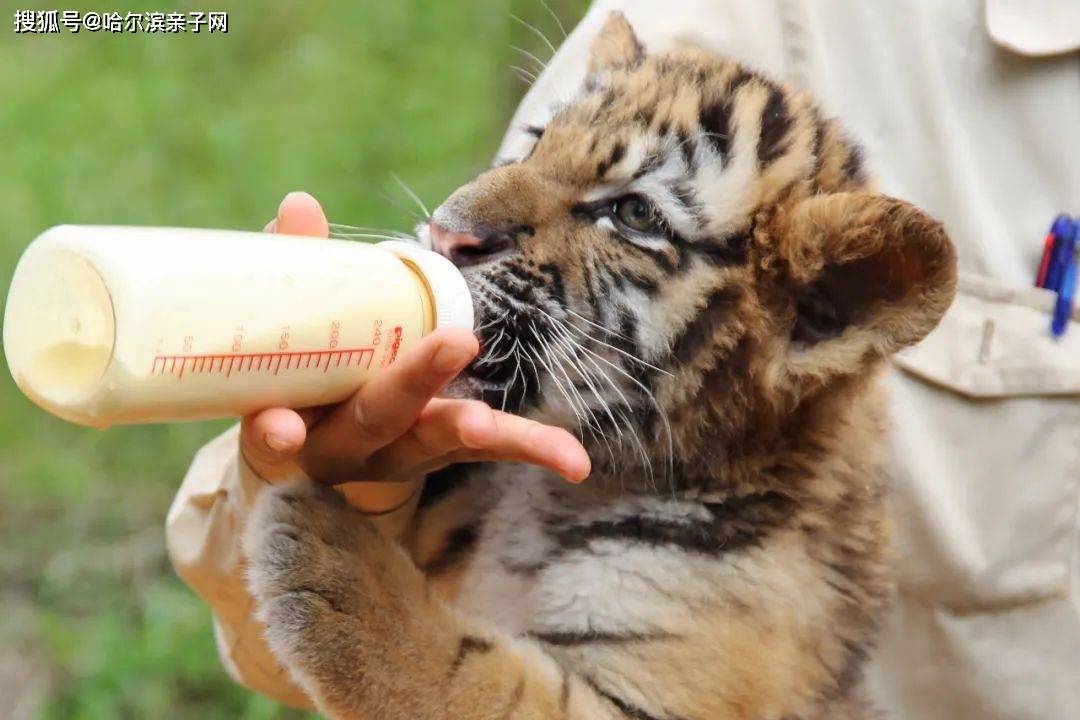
[1043,215,1078,292]
[1052,249,1077,338]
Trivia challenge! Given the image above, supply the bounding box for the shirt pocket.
[886,273,1080,612]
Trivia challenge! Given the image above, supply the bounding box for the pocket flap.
[893,273,1080,398]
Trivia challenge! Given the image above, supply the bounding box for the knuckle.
[402,368,442,400]
[351,393,397,442]
[521,419,545,443]
[463,400,494,424]
[413,429,446,458]
[455,402,495,448]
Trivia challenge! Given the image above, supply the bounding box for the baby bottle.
[3,225,473,427]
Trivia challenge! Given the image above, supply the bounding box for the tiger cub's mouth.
[451,353,517,400]
[445,296,540,415]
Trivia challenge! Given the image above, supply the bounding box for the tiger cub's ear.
[774,192,957,380]
[588,11,644,73]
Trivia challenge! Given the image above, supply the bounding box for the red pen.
[1036,231,1055,287]
[1038,214,1076,289]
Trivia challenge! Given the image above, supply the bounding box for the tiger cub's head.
[425,12,955,489]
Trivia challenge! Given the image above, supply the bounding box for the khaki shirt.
[168,1,1080,717]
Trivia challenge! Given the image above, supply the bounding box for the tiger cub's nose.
[429,221,522,268]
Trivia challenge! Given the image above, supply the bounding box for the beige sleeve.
[165,425,312,709]
[165,424,421,709]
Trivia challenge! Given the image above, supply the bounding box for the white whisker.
[530,338,588,440]
[502,345,525,412]
[378,190,426,223]
[328,223,413,239]
[538,0,567,39]
[548,314,675,485]
[548,331,622,438]
[565,308,632,342]
[474,310,510,334]
[537,331,618,464]
[478,328,508,359]
[390,173,431,218]
[479,338,517,365]
[570,323,674,377]
[546,316,658,486]
[546,319,634,412]
[510,65,538,84]
[534,306,672,377]
[510,13,558,56]
[533,323,597,427]
[330,231,416,242]
[510,44,548,75]
[547,327,622,430]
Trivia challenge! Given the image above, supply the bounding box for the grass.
[0,1,586,716]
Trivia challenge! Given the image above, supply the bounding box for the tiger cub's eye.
[614,196,658,233]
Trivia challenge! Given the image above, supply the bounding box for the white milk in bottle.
[3,226,473,427]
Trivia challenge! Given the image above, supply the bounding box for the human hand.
[240,192,591,513]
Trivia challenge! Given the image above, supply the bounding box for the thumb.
[275,191,330,238]
[240,407,308,482]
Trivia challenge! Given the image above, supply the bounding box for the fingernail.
[278,191,306,217]
[264,433,292,452]
[432,343,474,374]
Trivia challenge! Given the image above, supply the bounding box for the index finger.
[365,399,591,483]
[299,326,479,482]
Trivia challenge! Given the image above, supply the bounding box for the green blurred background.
[0,1,586,716]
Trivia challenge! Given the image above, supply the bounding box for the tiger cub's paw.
[243,481,374,645]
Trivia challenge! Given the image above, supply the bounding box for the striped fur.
[244,12,956,720]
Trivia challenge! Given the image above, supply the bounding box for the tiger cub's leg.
[243,481,624,720]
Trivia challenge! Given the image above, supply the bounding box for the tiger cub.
[243,11,956,720]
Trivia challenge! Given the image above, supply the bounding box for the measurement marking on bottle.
[151,347,376,379]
